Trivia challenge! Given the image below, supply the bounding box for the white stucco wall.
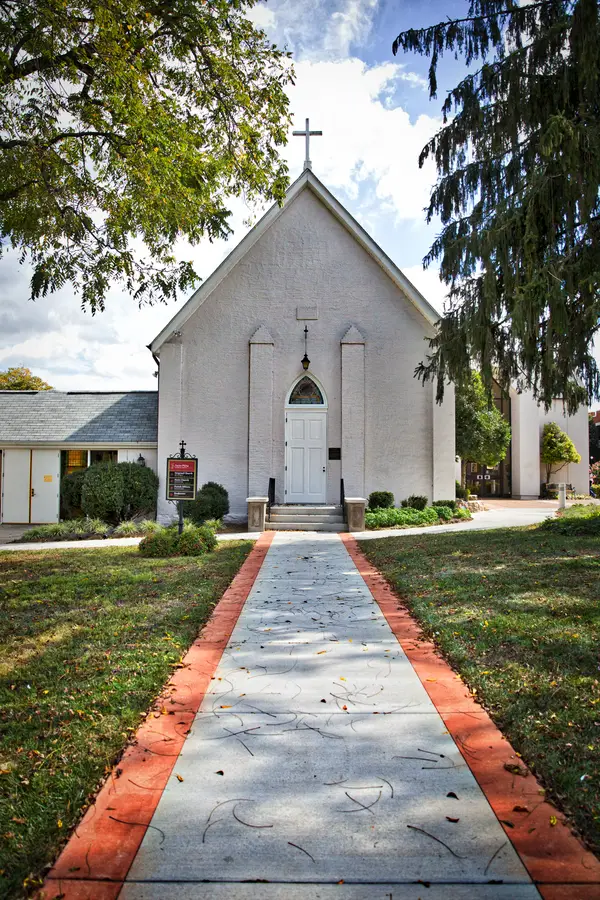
[156,187,455,522]
[117,448,158,473]
[511,390,589,497]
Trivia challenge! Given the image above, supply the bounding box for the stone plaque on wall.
[296,306,319,320]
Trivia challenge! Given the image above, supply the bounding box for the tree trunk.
[461,459,467,489]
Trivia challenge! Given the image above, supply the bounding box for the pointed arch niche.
[285,374,328,503]
[285,373,328,408]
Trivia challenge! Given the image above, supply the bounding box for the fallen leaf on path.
[446,817,460,823]
[176,774,184,782]
[503,763,528,777]
[513,805,529,813]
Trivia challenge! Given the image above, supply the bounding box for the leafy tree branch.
[0,0,294,311]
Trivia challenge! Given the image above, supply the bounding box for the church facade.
[1,170,590,526]
[151,169,456,524]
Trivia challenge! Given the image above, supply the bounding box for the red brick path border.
[38,532,274,900]
[341,533,600,899]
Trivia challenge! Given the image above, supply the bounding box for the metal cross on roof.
[292,117,323,171]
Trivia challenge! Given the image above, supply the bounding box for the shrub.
[19,517,109,542]
[114,520,140,536]
[203,518,223,533]
[453,508,472,520]
[401,494,428,511]
[434,505,453,521]
[138,522,217,556]
[432,500,457,511]
[187,481,229,524]
[21,522,72,541]
[540,422,581,483]
[61,469,87,516]
[139,529,177,557]
[455,481,468,500]
[541,505,600,535]
[119,462,159,518]
[82,517,110,535]
[139,519,161,535]
[81,462,124,523]
[365,507,439,529]
[368,491,394,510]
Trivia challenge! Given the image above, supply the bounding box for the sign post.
[166,441,198,534]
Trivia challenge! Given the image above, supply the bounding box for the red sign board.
[166,457,197,501]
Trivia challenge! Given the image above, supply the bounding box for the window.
[289,376,324,405]
[90,450,118,465]
[64,449,88,476]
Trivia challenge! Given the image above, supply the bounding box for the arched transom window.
[288,375,324,405]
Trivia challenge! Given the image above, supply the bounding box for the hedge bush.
[138,522,218,557]
[365,506,439,529]
[187,482,229,524]
[368,491,394,510]
[401,494,428,510]
[138,529,177,557]
[453,508,471,520]
[120,462,159,518]
[432,499,457,511]
[80,462,124,523]
[433,505,453,521]
[61,469,87,516]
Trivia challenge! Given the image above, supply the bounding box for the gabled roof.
[150,169,439,353]
[0,391,158,444]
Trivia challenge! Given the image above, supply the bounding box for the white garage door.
[1,449,60,524]
[31,450,60,523]
[1,449,31,523]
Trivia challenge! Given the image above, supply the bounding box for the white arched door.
[285,375,327,504]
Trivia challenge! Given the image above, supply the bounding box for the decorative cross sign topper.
[292,117,322,171]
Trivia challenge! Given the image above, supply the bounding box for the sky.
[0,1,480,392]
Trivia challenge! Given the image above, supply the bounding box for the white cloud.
[249,0,379,60]
[284,59,439,223]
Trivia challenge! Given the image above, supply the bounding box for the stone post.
[341,325,366,498]
[248,326,274,498]
[345,497,367,532]
[247,497,268,532]
[558,482,567,510]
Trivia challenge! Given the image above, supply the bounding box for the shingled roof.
[0,391,158,444]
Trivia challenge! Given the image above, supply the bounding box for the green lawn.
[360,525,600,853]
[0,541,252,899]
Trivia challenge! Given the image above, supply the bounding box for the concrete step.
[270,513,345,524]
[266,521,347,532]
[270,505,342,515]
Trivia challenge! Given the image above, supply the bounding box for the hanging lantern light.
[301,325,310,370]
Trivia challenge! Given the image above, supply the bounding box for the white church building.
[0,163,590,527]
[151,167,456,525]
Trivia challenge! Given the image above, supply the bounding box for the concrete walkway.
[119,532,539,899]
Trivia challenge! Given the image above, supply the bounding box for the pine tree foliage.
[0,1,293,311]
[393,0,600,412]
